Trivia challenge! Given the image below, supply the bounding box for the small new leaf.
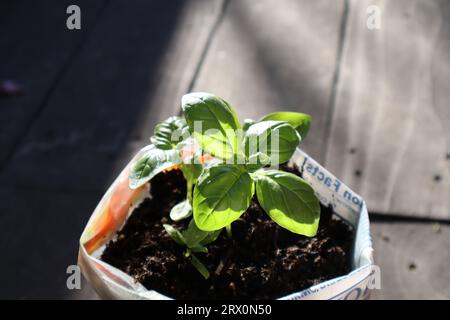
[182,92,241,160]
[170,199,192,221]
[189,254,210,279]
[151,116,187,150]
[163,224,186,246]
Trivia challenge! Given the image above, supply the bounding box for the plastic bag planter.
[78,148,374,300]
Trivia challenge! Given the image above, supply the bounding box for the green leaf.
[193,164,254,231]
[254,170,320,236]
[182,92,241,160]
[182,219,209,248]
[189,254,210,279]
[163,224,187,246]
[181,218,222,248]
[189,245,208,253]
[259,112,311,140]
[245,152,270,172]
[200,229,221,245]
[170,199,192,221]
[129,145,181,189]
[244,120,300,165]
[151,116,187,150]
[242,118,256,131]
[181,163,203,184]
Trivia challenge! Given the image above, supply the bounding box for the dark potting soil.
[101,165,353,299]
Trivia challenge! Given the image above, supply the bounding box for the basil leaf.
[170,199,192,221]
[181,163,203,184]
[189,245,208,254]
[151,116,187,150]
[189,254,210,279]
[182,92,241,160]
[200,229,221,245]
[242,118,256,131]
[259,111,311,139]
[193,164,254,231]
[254,170,320,236]
[246,152,270,172]
[244,120,300,165]
[182,219,209,248]
[129,145,181,189]
[163,224,187,246]
[182,219,221,249]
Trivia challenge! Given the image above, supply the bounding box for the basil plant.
[182,92,320,237]
[128,92,320,278]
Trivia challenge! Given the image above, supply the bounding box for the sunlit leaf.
[254,170,320,236]
[193,164,254,231]
[182,92,242,160]
[259,111,311,140]
[244,120,299,165]
[170,199,192,221]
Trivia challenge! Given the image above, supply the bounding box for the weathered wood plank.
[0,0,224,299]
[0,0,107,165]
[371,220,450,299]
[192,0,345,162]
[0,0,224,193]
[0,187,99,299]
[325,0,450,219]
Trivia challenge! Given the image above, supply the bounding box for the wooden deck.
[0,0,449,299]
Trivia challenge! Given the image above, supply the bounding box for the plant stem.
[187,180,193,204]
[226,224,232,238]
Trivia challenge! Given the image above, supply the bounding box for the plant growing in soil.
[128,92,321,278]
[182,93,320,235]
[162,220,221,279]
[128,115,218,276]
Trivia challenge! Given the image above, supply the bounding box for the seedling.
[128,92,321,278]
[163,219,220,279]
